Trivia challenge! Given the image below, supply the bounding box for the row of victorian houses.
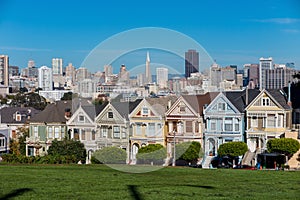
[1,88,300,168]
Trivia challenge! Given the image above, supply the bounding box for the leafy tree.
[175,141,202,162]
[48,139,87,163]
[61,92,75,100]
[9,126,29,155]
[137,144,167,164]
[267,138,300,158]
[218,141,248,157]
[92,147,127,164]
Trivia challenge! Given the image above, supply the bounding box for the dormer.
[15,111,22,122]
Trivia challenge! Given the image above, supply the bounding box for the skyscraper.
[259,57,273,90]
[185,49,199,78]
[38,66,53,91]
[145,51,152,83]
[156,67,168,88]
[52,58,63,75]
[0,55,9,86]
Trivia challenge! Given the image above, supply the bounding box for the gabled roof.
[182,92,219,115]
[266,89,291,109]
[146,96,178,116]
[81,102,109,121]
[0,107,41,124]
[30,101,72,123]
[111,99,143,120]
[225,89,260,112]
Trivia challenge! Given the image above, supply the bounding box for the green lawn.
[0,164,299,200]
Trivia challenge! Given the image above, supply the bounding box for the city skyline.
[0,0,300,71]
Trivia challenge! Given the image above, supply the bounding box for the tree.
[48,139,87,163]
[9,126,29,156]
[61,92,75,101]
[175,141,202,163]
[92,147,127,164]
[267,138,300,158]
[218,141,248,157]
[137,144,167,165]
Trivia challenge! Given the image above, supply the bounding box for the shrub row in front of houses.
[1,154,80,164]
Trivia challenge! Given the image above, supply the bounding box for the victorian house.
[95,100,141,163]
[129,96,177,164]
[165,93,217,163]
[202,90,259,167]
[67,102,107,163]
[26,101,72,156]
[245,89,292,162]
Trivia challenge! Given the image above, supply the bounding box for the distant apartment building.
[185,49,199,78]
[265,66,298,89]
[0,55,9,86]
[77,78,97,98]
[118,64,130,84]
[9,66,19,77]
[52,58,63,75]
[248,64,259,88]
[65,63,76,86]
[259,57,273,90]
[156,67,168,88]
[76,67,89,82]
[38,66,53,91]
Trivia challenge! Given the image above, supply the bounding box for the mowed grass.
[0,164,299,200]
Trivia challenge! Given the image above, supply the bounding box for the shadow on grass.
[0,188,33,200]
[128,185,143,200]
[182,184,215,189]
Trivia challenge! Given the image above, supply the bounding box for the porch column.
[168,121,173,133]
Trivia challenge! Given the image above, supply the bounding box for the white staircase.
[202,156,214,169]
[242,150,256,166]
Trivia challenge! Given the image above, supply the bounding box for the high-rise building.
[119,64,129,83]
[259,57,273,90]
[265,67,298,89]
[0,55,9,86]
[38,66,53,91]
[156,67,168,88]
[248,64,259,88]
[76,67,88,82]
[28,60,35,68]
[210,63,221,87]
[9,66,19,77]
[185,49,199,78]
[52,58,63,75]
[65,63,76,84]
[145,51,152,83]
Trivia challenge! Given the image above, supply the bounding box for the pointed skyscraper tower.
[145,51,152,83]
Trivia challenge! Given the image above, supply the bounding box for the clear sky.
[0,0,300,72]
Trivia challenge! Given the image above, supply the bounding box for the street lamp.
[172,129,176,166]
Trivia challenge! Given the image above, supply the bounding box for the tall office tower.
[145,51,152,83]
[38,66,53,91]
[65,63,76,83]
[28,60,35,68]
[156,67,168,88]
[265,67,298,89]
[104,65,113,76]
[248,64,259,88]
[222,66,237,81]
[0,55,9,86]
[76,67,88,82]
[137,73,145,86]
[259,57,273,90]
[119,64,129,83]
[185,49,199,78]
[52,58,63,75]
[210,63,221,87]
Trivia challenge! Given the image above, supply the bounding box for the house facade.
[245,89,292,155]
[165,93,217,163]
[26,101,72,156]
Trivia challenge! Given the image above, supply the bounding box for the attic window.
[15,111,21,121]
[179,105,186,112]
[142,107,149,116]
[108,112,113,118]
[218,103,226,111]
[79,115,85,122]
[262,98,270,106]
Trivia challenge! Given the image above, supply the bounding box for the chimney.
[287,82,292,107]
[65,108,71,119]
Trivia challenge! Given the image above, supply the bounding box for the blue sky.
[0,0,300,73]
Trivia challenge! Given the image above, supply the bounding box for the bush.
[175,141,202,163]
[137,144,167,165]
[92,147,127,164]
[218,141,248,157]
[267,138,300,157]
